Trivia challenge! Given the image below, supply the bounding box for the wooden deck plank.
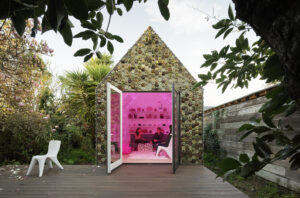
[0,165,248,198]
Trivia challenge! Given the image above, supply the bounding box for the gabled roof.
[98,26,197,86]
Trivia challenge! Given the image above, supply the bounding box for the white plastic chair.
[156,137,172,158]
[26,140,64,177]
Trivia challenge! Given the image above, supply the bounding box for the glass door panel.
[107,83,122,174]
[172,84,181,173]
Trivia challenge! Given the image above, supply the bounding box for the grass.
[204,152,300,198]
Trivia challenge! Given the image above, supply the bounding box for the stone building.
[95,27,203,166]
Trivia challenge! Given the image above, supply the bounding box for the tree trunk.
[232,0,300,107]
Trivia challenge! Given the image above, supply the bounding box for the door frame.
[107,83,123,174]
[172,84,181,173]
[106,88,181,172]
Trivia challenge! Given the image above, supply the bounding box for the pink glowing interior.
[122,92,172,154]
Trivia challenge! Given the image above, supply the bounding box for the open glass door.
[107,83,122,174]
[172,84,181,174]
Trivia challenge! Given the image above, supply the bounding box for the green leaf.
[238,25,245,30]
[239,154,250,163]
[11,13,26,36]
[89,10,96,19]
[192,81,203,89]
[74,48,91,56]
[210,63,218,71]
[223,169,236,181]
[91,19,98,27]
[107,41,114,54]
[212,19,226,29]
[252,126,270,133]
[92,36,98,50]
[84,53,93,62]
[261,134,275,142]
[198,74,211,81]
[215,27,227,39]
[74,30,96,40]
[290,153,300,170]
[265,85,284,99]
[104,32,114,39]
[238,123,255,132]
[96,12,103,28]
[203,54,212,60]
[47,0,66,32]
[41,15,52,33]
[240,161,265,178]
[284,101,297,117]
[261,54,283,83]
[158,0,170,20]
[96,51,102,59]
[100,36,107,47]
[81,21,97,31]
[64,0,88,20]
[239,130,253,141]
[262,113,275,128]
[222,81,230,93]
[276,145,295,160]
[47,0,58,31]
[201,58,215,67]
[228,5,234,20]
[223,27,233,39]
[217,157,241,173]
[123,0,134,11]
[67,19,74,27]
[259,89,289,114]
[219,45,230,57]
[256,137,272,155]
[113,35,124,43]
[85,0,105,10]
[58,23,73,46]
[253,143,265,158]
[106,0,114,15]
[117,8,123,16]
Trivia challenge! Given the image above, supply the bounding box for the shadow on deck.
[0,165,248,198]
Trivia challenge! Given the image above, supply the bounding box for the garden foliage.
[195,5,300,179]
[0,0,170,62]
[0,20,111,165]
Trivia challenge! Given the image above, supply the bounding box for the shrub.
[204,123,220,153]
[0,112,50,164]
[58,149,95,165]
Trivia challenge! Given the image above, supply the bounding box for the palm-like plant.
[59,54,112,142]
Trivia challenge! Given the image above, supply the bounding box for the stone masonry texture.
[95,27,203,164]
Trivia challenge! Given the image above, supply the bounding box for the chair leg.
[37,158,46,177]
[47,159,53,168]
[156,147,161,156]
[50,157,64,169]
[26,158,37,176]
[167,149,172,159]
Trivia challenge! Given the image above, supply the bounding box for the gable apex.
[97,26,197,88]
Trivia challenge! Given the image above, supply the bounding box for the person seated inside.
[152,127,164,150]
[134,128,148,148]
[158,125,172,148]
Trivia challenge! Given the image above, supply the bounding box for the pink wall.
[122,92,172,154]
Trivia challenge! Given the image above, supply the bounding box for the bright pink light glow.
[122,92,172,154]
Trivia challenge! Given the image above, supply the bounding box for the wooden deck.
[0,165,248,198]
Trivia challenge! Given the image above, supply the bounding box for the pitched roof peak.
[145,26,156,33]
[146,26,153,30]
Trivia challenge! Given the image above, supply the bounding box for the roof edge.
[204,84,279,114]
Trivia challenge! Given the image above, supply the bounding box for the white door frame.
[107,83,123,174]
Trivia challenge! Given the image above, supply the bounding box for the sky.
[37,0,268,107]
